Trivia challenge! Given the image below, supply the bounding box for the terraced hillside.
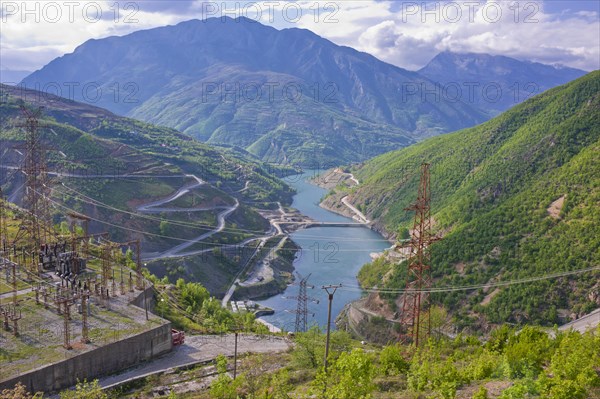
[0,84,294,294]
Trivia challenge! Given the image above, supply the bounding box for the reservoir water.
[258,171,390,331]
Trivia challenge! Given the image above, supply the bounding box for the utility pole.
[63,298,71,349]
[10,307,23,337]
[135,240,143,290]
[42,286,49,308]
[321,284,341,373]
[0,304,21,336]
[58,294,74,349]
[233,332,239,379]
[1,305,9,331]
[143,279,148,320]
[11,261,17,306]
[81,290,90,344]
[111,269,116,297]
[398,162,440,347]
[120,264,125,295]
[10,306,21,337]
[101,243,111,289]
[33,283,40,304]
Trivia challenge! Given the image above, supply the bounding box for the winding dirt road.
[124,173,242,260]
[151,199,240,259]
[0,165,243,262]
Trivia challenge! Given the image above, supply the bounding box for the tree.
[59,380,107,399]
[291,326,323,368]
[398,227,410,240]
[291,327,352,369]
[209,354,244,399]
[472,386,489,399]
[176,278,209,314]
[159,220,169,236]
[311,348,375,399]
[378,344,409,376]
[0,383,43,399]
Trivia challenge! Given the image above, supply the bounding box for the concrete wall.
[0,321,172,394]
[129,283,155,310]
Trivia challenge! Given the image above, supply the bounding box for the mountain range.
[20,17,588,166]
[17,18,584,164]
[338,71,600,327]
[419,51,586,115]
[20,17,486,166]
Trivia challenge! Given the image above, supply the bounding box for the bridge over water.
[278,221,368,228]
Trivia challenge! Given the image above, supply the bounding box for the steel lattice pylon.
[13,105,54,273]
[399,162,440,346]
[286,272,318,333]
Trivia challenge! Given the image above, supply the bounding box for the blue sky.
[386,1,599,14]
[1,1,598,72]
[540,0,599,14]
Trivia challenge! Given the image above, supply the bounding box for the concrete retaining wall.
[0,316,172,394]
[129,284,156,310]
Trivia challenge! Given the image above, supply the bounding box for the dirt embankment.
[311,168,357,189]
[336,295,400,344]
[234,239,299,300]
[315,169,395,239]
[320,191,356,219]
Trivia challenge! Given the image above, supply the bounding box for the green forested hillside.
[348,71,600,327]
[0,84,294,204]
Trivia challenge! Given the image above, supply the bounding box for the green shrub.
[379,344,409,376]
[472,386,489,399]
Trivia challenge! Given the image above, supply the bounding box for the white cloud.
[297,1,600,71]
[0,0,598,72]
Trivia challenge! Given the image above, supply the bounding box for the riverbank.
[234,237,299,301]
[312,168,395,242]
[256,171,391,330]
[309,168,406,339]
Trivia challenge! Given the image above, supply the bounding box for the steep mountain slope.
[21,17,486,165]
[419,51,587,115]
[0,83,293,203]
[0,83,293,293]
[341,71,600,327]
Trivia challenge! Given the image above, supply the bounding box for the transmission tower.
[285,273,319,333]
[13,104,53,273]
[399,162,440,346]
[0,188,7,253]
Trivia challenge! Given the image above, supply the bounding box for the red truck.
[171,329,185,346]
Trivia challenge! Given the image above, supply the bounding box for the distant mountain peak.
[419,51,587,115]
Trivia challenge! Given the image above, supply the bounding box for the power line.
[34,188,397,254]
[57,182,396,243]
[55,183,254,234]
[338,265,600,294]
